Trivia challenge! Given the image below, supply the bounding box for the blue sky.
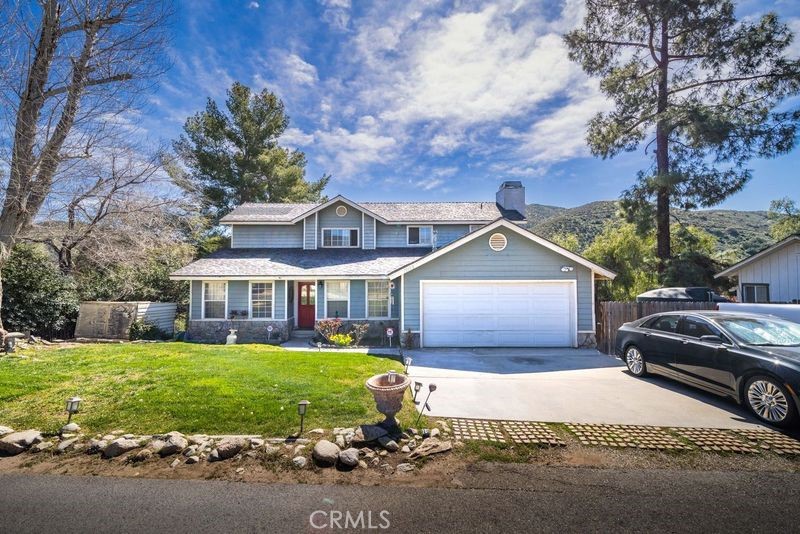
[136,0,800,210]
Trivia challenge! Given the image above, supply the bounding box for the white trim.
[284,280,289,321]
[365,279,392,319]
[591,271,596,333]
[303,217,307,249]
[715,235,800,278]
[400,273,405,332]
[361,212,365,250]
[373,217,377,250]
[321,227,360,248]
[323,279,350,319]
[314,213,318,250]
[336,205,348,217]
[222,219,510,226]
[293,281,299,327]
[406,225,433,247]
[171,275,389,281]
[201,280,228,320]
[188,280,193,320]
[389,219,617,280]
[290,195,389,224]
[418,279,578,348]
[488,232,507,251]
[248,280,275,320]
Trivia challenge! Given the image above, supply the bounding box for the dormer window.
[322,228,359,248]
[407,225,433,246]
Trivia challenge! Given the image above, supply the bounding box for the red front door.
[298,282,316,328]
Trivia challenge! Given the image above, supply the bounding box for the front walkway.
[406,348,766,429]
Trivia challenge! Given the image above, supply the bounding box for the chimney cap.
[500,181,523,188]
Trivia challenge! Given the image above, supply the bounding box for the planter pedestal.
[365,371,411,431]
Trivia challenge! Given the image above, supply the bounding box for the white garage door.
[421,281,575,348]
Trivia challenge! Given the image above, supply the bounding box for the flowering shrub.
[350,323,369,346]
[329,333,353,347]
[315,318,342,342]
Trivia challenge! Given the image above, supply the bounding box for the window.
[367,280,390,318]
[742,283,769,303]
[335,205,348,217]
[680,317,717,338]
[300,283,316,305]
[250,282,273,319]
[646,315,679,333]
[203,281,226,319]
[326,280,349,318]
[407,226,432,246]
[322,228,359,247]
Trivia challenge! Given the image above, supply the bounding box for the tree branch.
[43,73,133,98]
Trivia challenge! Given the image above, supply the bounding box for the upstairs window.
[322,228,359,248]
[250,282,273,319]
[203,281,226,319]
[407,225,433,246]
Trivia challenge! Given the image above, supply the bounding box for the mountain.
[527,200,772,258]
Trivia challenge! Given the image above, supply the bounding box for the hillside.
[528,200,772,258]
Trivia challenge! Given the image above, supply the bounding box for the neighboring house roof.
[219,195,525,224]
[715,234,800,278]
[388,219,618,280]
[169,248,427,279]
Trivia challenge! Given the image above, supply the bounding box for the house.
[170,181,617,348]
[715,234,800,303]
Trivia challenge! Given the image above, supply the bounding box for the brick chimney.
[495,181,526,216]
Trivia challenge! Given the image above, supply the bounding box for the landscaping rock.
[353,424,388,444]
[292,456,307,468]
[294,444,306,455]
[101,434,116,442]
[335,434,346,449]
[56,437,81,454]
[408,438,452,459]
[183,445,198,457]
[0,426,14,438]
[235,467,245,474]
[103,438,140,459]
[430,428,441,438]
[151,432,188,457]
[31,441,54,453]
[307,428,325,436]
[358,460,368,469]
[377,436,399,452]
[86,439,107,454]
[185,455,200,464]
[380,463,394,474]
[130,448,154,462]
[370,457,381,467]
[170,458,181,468]
[210,437,248,462]
[249,438,264,448]
[338,447,360,468]
[264,444,281,457]
[396,463,415,473]
[188,434,208,445]
[60,422,80,433]
[401,445,411,454]
[0,430,43,455]
[312,439,340,467]
[407,439,417,450]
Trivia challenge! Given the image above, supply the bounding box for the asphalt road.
[2,467,800,533]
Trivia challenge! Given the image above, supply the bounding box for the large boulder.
[150,432,188,457]
[102,438,141,459]
[0,430,42,455]
[209,437,247,462]
[312,439,340,467]
[338,447,360,468]
[0,426,14,438]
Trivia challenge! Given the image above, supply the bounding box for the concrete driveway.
[405,348,767,429]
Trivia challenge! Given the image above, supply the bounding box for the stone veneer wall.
[187,320,292,344]
[329,319,400,343]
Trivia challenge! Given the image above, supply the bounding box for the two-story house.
[170,181,616,348]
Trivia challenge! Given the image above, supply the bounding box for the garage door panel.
[422,281,574,348]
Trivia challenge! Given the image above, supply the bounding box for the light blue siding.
[228,281,249,317]
[274,280,286,319]
[287,282,295,318]
[190,280,202,319]
[363,215,376,249]
[231,223,303,248]
[350,280,365,318]
[318,202,363,246]
[402,230,594,331]
[376,222,469,248]
[304,215,316,249]
[434,224,469,246]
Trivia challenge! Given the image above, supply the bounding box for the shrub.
[402,328,415,349]
[129,319,169,341]
[1,244,79,337]
[350,323,369,346]
[315,318,342,342]
[329,333,353,347]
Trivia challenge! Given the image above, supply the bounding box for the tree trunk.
[654,14,671,271]
[0,238,14,331]
[58,246,73,275]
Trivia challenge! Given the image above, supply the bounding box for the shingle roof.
[170,248,427,278]
[219,199,525,223]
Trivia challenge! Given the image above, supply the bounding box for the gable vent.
[489,233,507,251]
[336,205,348,217]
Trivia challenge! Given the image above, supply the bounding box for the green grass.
[0,343,420,436]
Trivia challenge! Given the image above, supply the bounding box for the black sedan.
[614,311,800,428]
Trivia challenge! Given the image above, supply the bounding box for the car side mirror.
[699,335,724,345]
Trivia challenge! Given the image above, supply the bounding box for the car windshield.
[717,317,800,347]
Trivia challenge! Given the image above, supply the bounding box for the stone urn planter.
[365,370,411,429]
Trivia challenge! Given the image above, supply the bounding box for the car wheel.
[624,345,647,377]
[744,376,798,428]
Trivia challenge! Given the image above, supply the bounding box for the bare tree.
[27,145,179,274]
[0,0,170,326]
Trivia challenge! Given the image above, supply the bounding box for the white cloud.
[429,132,464,156]
[248,1,259,9]
[281,127,315,147]
[283,54,319,85]
[319,0,351,31]
[313,127,397,178]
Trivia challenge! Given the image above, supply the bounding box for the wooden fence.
[596,301,718,355]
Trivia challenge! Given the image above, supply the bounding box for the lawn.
[0,343,421,436]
